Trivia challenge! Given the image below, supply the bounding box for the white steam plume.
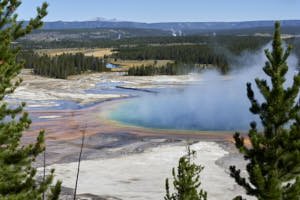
[112,43,299,131]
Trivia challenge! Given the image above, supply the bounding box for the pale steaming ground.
[43,142,254,200]
[8,70,201,108]
[9,71,130,106]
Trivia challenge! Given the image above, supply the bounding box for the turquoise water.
[106,63,121,69]
[110,102,252,131]
[109,85,260,131]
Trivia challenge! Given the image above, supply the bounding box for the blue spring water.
[109,84,261,132]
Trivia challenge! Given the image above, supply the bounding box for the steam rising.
[111,43,299,131]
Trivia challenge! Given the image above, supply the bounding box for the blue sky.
[18,0,300,22]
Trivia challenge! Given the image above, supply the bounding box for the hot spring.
[109,81,258,131]
[109,44,299,132]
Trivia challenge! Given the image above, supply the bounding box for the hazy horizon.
[18,0,300,23]
[34,18,300,23]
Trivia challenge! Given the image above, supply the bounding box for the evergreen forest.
[18,51,110,79]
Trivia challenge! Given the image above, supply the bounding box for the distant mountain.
[37,20,300,31]
[90,17,120,22]
[23,28,173,41]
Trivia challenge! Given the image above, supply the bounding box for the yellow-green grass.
[36,48,114,58]
[107,59,174,72]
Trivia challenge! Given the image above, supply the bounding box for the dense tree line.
[115,45,229,74]
[18,51,110,79]
[128,63,216,76]
[113,45,222,62]
[213,35,270,55]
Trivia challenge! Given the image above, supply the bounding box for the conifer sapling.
[230,21,300,200]
[0,1,61,199]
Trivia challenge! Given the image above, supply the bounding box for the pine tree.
[0,1,61,199]
[230,21,300,200]
[164,146,207,200]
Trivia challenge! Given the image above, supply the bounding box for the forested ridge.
[17,34,300,77]
[19,35,270,50]
[18,51,110,79]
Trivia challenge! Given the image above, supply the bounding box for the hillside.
[25,19,300,31]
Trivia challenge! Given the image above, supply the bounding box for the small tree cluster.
[165,146,207,200]
[18,51,110,79]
